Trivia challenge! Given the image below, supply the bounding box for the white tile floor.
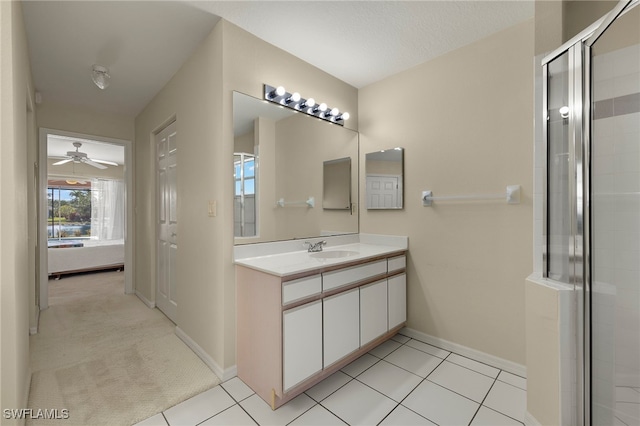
[135,333,527,426]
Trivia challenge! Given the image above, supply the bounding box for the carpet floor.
[28,271,220,425]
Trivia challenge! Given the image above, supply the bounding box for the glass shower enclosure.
[542,1,639,424]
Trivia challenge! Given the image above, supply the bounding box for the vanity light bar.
[263,84,349,126]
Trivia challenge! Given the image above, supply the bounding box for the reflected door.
[366,175,400,209]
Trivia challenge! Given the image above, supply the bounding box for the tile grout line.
[192,334,527,426]
[474,374,526,425]
[468,375,499,425]
[219,385,260,426]
[405,334,525,381]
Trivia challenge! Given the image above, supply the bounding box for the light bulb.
[341,112,350,121]
[305,98,315,108]
[318,103,327,112]
[559,106,570,119]
[330,108,339,116]
[268,86,286,99]
[288,92,301,103]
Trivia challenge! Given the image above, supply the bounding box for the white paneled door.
[366,175,401,209]
[156,122,178,323]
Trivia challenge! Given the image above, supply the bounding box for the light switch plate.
[208,200,217,217]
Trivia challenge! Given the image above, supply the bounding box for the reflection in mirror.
[323,158,351,210]
[233,91,359,244]
[365,148,404,209]
[234,153,256,237]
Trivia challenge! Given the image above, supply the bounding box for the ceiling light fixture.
[264,84,348,126]
[91,65,111,90]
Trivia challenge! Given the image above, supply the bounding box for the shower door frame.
[542,1,637,424]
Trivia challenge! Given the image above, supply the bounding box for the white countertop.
[234,234,408,277]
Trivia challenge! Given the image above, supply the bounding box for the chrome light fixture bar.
[263,84,349,126]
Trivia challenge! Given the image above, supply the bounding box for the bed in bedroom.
[48,239,124,278]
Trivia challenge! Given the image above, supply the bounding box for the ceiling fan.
[51,142,118,170]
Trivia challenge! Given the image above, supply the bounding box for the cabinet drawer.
[322,259,387,292]
[388,255,406,273]
[283,274,322,305]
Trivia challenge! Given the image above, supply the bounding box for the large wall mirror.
[365,148,404,209]
[233,91,359,244]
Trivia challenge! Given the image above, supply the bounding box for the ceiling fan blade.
[82,158,107,169]
[52,158,73,166]
[90,158,119,166]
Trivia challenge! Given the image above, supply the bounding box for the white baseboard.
[135,290,155,309]
[616,372,640,388]
[524,411,542,426]
[30,308,40,335]
[401,327,527,378]
[175,327,237,382]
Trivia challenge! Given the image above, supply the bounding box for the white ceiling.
[22,1,534,117]
[22,1,220,116]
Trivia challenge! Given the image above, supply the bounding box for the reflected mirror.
[365,148,404,209]
[233,91,358,244]
[323,158,351,210]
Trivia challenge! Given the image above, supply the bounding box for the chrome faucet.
[304,240,327,252]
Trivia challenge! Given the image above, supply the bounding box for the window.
[47,178,125,243]
[47,184,92,240]
[234,153,257,237]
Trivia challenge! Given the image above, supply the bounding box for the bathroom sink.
[310,250,359,259]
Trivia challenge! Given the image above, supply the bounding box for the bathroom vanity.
[235,234,407,409]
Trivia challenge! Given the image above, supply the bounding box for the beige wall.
[563,0,616,42]
[0,1,36,419]
[275,114,358,240]
[134,20,226,371]
[222,22,357,371]
[234,130,254,155]
[359,20,534,366]
[366,159,403,176]
[535,0,617,56]
[37,101,134,142]
[134,18,359,374]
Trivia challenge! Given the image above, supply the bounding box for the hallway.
[28,271,220,425]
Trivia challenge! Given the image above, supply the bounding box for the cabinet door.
[388,273,407,330]
[323,288,360,367]
[283,300,323,391]
[360,280,388,345]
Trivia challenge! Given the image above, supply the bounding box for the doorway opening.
[38,128,134,313]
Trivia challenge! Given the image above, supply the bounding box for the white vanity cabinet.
[389,273,407,329]
[283,300,322,391]
[236,251,407,410]
[360,279,389,346]
[323,288,360,367]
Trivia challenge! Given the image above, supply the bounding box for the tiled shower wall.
[591,41,640,425]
